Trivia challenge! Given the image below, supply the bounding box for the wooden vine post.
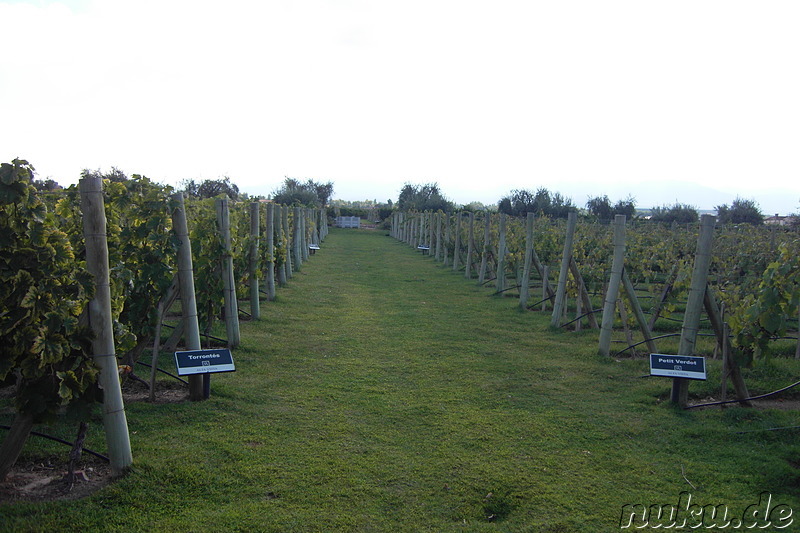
[249,202,261,320]
[496,213,507,292]
[621,269,656,352]
[171,192,206,401]
[453,213,462,272]
[312,208,320,247]
[478,213,491,285]
[435,212,443,261]
[671,214,715,406]
[283,205,293,280]
[520,212,535,309]
[292,207,303,270]
[599,215,627,355]
[265,203,276,300]
[465,212,475,279]
[302,208,310,260]
[418,211,425,248]
[445,213,454,265]
[428,212,435,253]
[551,211,578,327]
[79,176,133,475]
[216,196,240,348]
[320,208,328,241]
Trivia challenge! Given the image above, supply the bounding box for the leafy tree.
[272,177,333,207]
[82,166,128,183]
[32,177,63,192]
[396,182,454,212]
[586,195,613,221]
[181,177,241,201]
[649,203,699,224]
[716,197,763,225]
[311,181,334,207]
[498,187,575,218]
[549,192,574,218]
[586,195,636,222]
[462,201,495,213]
[612,195,637,219]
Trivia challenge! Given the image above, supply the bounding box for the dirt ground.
[0,377,188,505]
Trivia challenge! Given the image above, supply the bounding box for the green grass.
[2,228,799,532]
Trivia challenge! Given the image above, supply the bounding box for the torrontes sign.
[174,349,235,376]
[649,354,706,381]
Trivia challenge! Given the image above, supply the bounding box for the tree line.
[395,182,775,226]
[35,167,781,225]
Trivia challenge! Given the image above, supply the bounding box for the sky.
[2,0,799,214]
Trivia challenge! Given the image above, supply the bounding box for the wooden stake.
[283,205,293,280]
[621,268,656,353]
[519,212,535,309]
[496,213,507,293]
[466,212,475,279]
[453,213,462,271]
[216,196,240,348]
[478,213,490,285]
[599,215,626,355]
[80,176,133,474]
[552,212,577,327]
[249,202,261,320]
[569,258,598,329]
[671,215,715,406]
[149,275,179,400]
[703,287,752,406]
[172,192,204,400]
[266,203,276,300]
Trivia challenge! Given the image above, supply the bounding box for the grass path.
[3,228,799,532]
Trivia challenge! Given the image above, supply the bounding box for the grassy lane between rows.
[2,227,799,532]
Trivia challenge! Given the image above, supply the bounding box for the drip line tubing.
[685,378,800,409]
[0,425,110,463]
[135,361,188,385]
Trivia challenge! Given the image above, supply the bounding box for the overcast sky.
[2,0,799,213]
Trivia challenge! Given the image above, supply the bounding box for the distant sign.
[649,354,706,381]
[174,349,235,376]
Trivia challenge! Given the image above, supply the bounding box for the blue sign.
[650,354,706,381]
[174,349,235,376]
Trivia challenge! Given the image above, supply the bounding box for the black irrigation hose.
[685,378,800,410]
[0,425,110,463]
[493,284,522,296]
[617,332,800,357]
[613,332,718,356]
[135,361,188,385]
[559,308,603,328]
[526,294,556,310]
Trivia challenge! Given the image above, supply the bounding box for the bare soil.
[0,377,188,505]
[0,455,114,505]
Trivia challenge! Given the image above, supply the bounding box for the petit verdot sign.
[649,354,707,381]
